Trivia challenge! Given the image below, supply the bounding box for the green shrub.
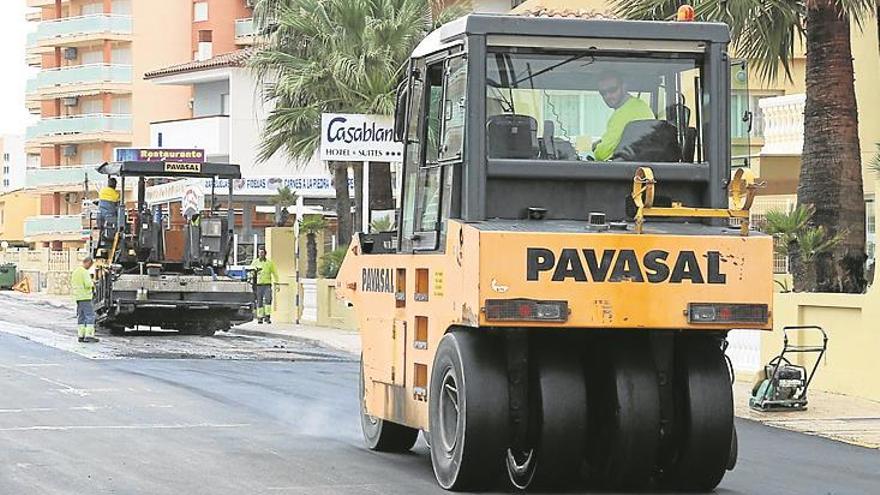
[319,247,348,279]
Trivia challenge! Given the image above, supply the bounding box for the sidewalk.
[232,320,360,356]
[734,380,880,449]
[0,288,73,309]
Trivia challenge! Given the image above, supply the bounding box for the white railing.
[750,195,798,274]
[759,94,805,155]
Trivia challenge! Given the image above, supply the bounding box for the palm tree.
[269,185,297,226]
[300,215,328,278]
[616,0,872,293]
[251,0,448,248]
[765,205,843,290]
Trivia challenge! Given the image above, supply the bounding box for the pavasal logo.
[527,248,726,284]
[164,162,201,173]
[362,268,394,293]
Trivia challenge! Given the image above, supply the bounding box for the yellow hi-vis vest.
[70,266,94,302]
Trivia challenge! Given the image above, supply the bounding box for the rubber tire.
[517,340,588,489]
[359,357,418,452]
[97,320,125,336]
[727,424,738,471]
[588,336,660,490]
[429,331,509,491]
[665,336,735,491]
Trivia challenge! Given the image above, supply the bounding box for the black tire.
[728,423,738,471]
[359,357,418,452]
[97,320,125,336]
[587,336,660,490]
[429,331,509,491]
[664,335,735,491]
[506,340,588,489]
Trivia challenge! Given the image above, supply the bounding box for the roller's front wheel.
[429,331,509,491]
[359,358,418,452]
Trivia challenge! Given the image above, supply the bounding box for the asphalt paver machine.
[89,160,254,336]
[335,14,775,492]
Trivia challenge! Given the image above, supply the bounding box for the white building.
[145,49,326,178]
[0,135,27,193]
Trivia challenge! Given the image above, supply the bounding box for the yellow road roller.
[336,13,773,492]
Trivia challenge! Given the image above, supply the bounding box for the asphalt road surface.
[0,304,878,493]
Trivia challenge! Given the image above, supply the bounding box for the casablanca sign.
[319,113,403,161]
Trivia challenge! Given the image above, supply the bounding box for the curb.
[230,326,358,356]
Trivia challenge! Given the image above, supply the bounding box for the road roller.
[336,13,773,492]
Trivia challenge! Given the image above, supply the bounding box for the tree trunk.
[306,232,317,279]
[353,163,363,233]
[369,162,395,210]
[331,161,352,247]
[798,1,867,293]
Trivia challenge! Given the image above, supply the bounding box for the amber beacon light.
[677,4,696,21]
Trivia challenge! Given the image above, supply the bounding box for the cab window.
[400,54,466,252]
[486,50,704,163]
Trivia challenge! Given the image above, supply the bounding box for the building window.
[220,93,230,116]
[2,153,8,162]
[194,2,209,22]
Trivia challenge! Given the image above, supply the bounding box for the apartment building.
[24,0,192,247]
[0,135,26,192]
[0,135,38,245]
[143,0,338,250]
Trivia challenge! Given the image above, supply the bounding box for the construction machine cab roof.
[97,161,242,179]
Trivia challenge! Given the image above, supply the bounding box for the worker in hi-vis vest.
[251,248,279,324]
[97,177,120,229]
[70,257,99,343]
[592,71,655,161]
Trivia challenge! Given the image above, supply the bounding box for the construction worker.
[97,177,120,229]
[592,71,656,161]
[70,257,99,343]
[251,247,279,324]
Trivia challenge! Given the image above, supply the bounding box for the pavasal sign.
[164,161,202,173]
[527,248,727,284]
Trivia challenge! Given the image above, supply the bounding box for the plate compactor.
[750,326,828,412]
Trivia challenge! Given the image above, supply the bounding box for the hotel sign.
[319,113,403,161]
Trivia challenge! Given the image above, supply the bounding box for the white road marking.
[0,404,175,414]
[0,422,250,432]
[13,363,60,368]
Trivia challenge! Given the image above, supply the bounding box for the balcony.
[24,215,86,243]
[25,165,104,193]
[28,64,133,99]
[151,116,230,159]
[759,94,805,156]
[235,18,256,45]
[26,114,133,145]
[32,14,133,49]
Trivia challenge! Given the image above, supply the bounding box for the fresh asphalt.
[0,333,879,493]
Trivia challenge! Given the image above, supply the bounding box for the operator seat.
[611,120,683,162]
[487,114,539,159]
[665,103,697,162]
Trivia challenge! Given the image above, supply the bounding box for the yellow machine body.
[336,219,773,430]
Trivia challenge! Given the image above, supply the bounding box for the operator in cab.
[592,71,655,161]
[251,248,279,324]
[97,177,120,229]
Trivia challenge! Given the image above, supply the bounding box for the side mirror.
[393,79,408,143]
